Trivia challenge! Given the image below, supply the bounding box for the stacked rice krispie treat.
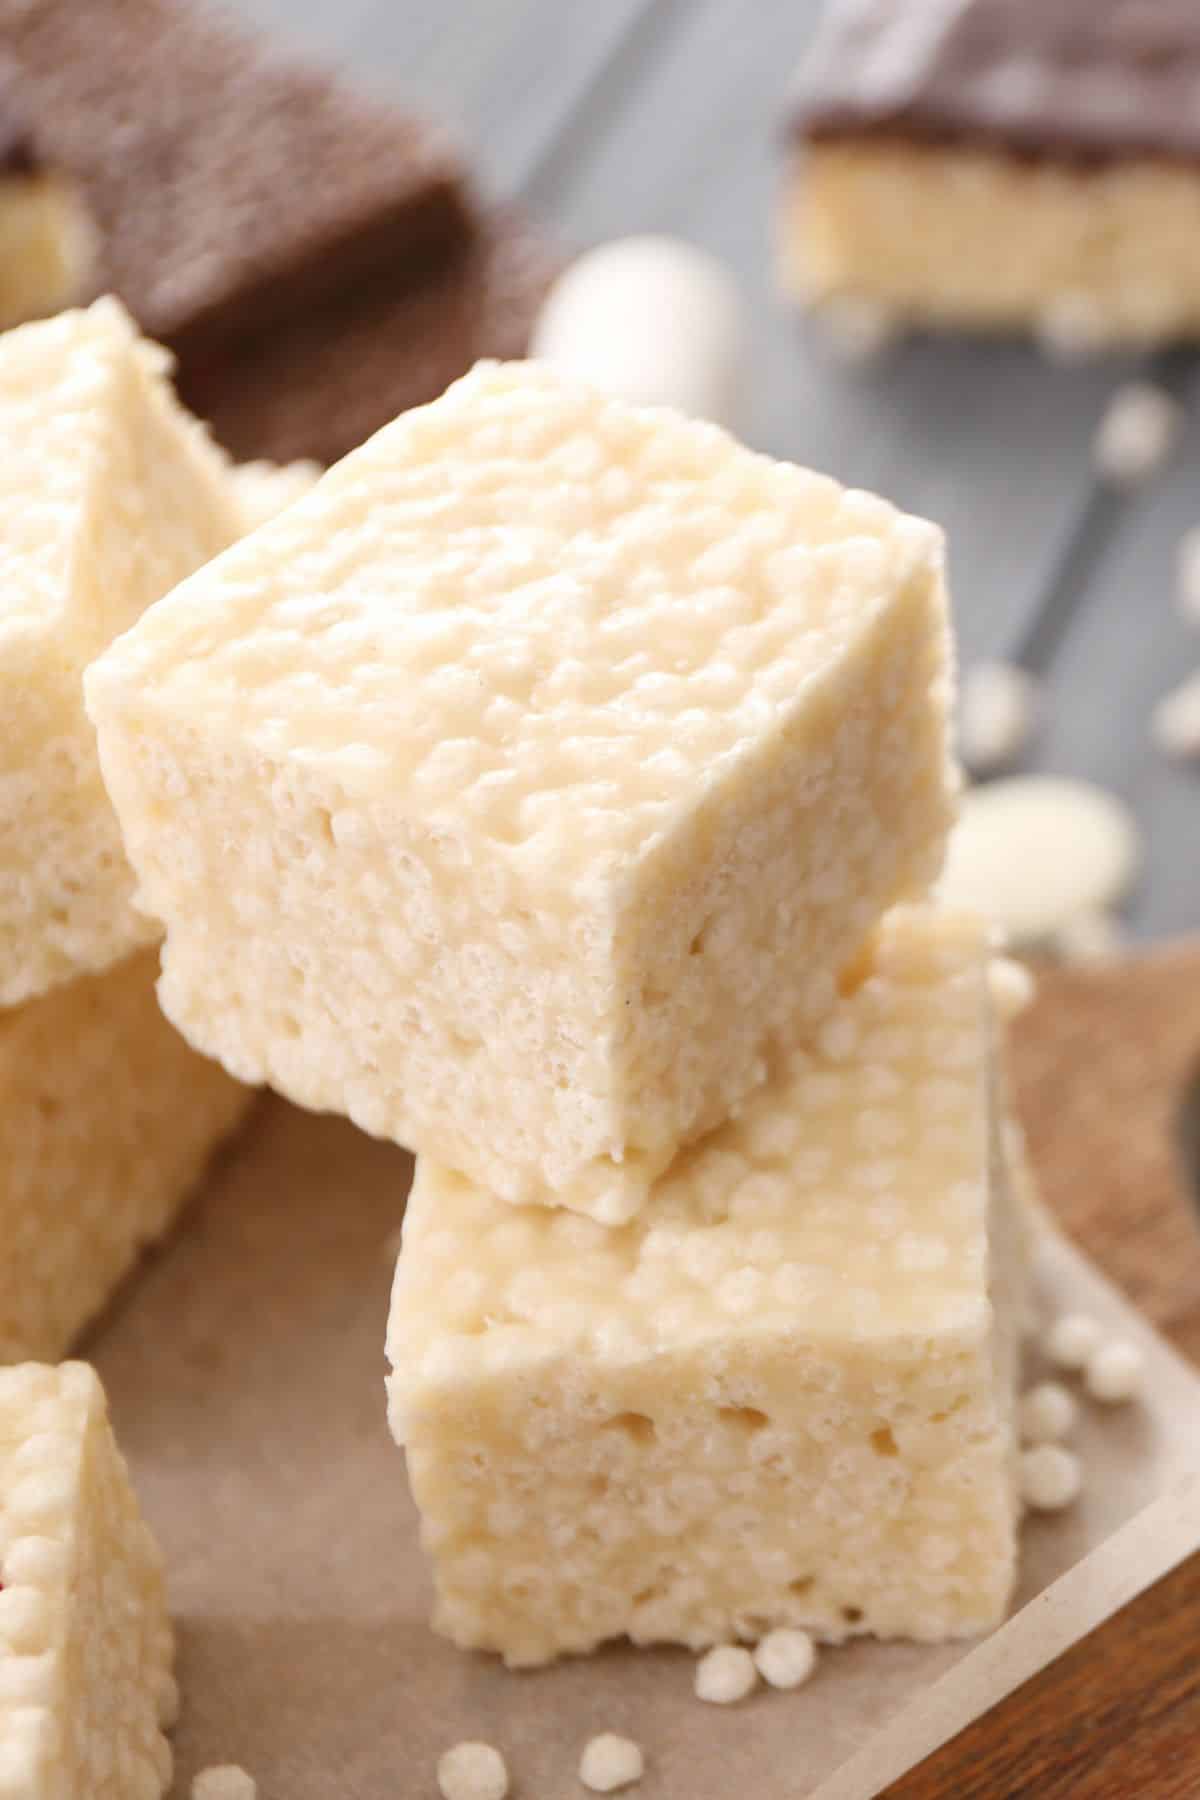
[0,297,254,1365]
[87,359,1028,1667]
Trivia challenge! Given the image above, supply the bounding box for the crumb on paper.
[579,1732,645,1792]
[1020,1444,1083,1512]
[694,1645,758,1705]
[437,1741,509,1800]
[753,1628,818,1690]
[1092,381,1181,486]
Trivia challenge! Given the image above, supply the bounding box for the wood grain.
[893,943,1200,1798]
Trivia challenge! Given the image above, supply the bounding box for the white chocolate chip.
[988,955,1036,1022]
[754,1627,817,1690]
[1177,526,1200,627]
[1084,1339,1145,1404]
[530,236,742,430]
[958,660,1039,776]
[939,778,1139,946]
[1018,1382,1078,1444]
[1044,1312,1104,1371]
[1049,909,1125,965]
[1151,670,1200,762]
[192,1770,257,1800]
[1092,382,1181,486]
[579,1733,645,1792]
[437,1743,509,1800]
[1020,1444,1083,1512]
[817,296,902,364]
[694,1644,758,1704]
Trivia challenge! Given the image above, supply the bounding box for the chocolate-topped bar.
[0,55,94,329]
[187,209,559,467]
[1,0,473,360]
[782,0,1200,348]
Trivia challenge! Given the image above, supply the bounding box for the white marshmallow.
[939,778,1138,946]
[530,236,742,431]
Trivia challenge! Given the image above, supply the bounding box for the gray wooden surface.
[235,0,1200,941]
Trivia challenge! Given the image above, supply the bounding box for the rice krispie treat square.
[87,360,953,1219]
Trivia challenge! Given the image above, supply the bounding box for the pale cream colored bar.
[0,1362,174,1798]
[0,949,253,1363]
[87,360,954,1222]
[229,458,322,533]
[386,907,1023,1667]
[783,141,1200,348]
[0,169,94,331]
[0,298,239,1006]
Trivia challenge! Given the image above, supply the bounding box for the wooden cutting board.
[895,941,1200,1799]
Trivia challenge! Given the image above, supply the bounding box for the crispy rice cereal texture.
[0,949,253,1364]
[86,361,954,1219]
[0,297,239,1006]
[387,908,1024,1666]
[0,1362,174,1799]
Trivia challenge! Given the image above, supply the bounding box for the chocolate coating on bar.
[793,0,1200,164]
[0,57,39,176]
[183,210,560,467]
[0,0,474,357]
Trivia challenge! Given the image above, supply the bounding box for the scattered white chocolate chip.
[192,1770,257,1800]
[1092,381,1181,486]
[754,1627,817,1690]
[1019,1444,1083,1512]
[1177,526,1200,627]
[579,1733,645,1792]
[1049,908,1125,965]
[437,1742,509,1800]
[1044,1312,1104,1371]
[1035,294,1107,363]
[530,236,742,430]
[1151,670,1200,761]
[694,1644,758,1704]
[1084,1339,1145,1405]
[1018,1382,1078,1444]
[958,660,1039,776]
[939,778,1139,947]
[988,955,1037,1022]
[817,295,902,364]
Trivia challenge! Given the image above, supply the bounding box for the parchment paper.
[83,1097,1200,1799]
